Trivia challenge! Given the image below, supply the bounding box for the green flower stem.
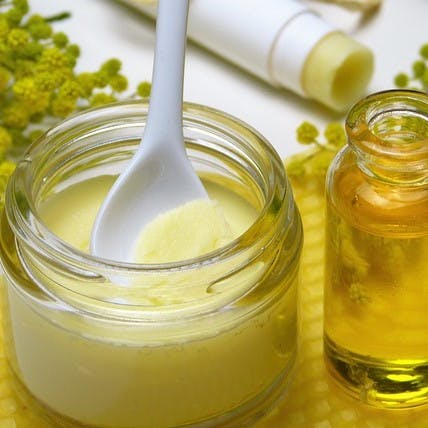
[44,12,71,23]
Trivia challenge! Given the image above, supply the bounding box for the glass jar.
[0,100,303,427]
[324,90,428,408]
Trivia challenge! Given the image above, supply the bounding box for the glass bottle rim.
[346,89,428,161]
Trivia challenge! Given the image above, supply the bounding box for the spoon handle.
[143,0,189,151]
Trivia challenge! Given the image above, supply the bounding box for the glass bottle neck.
[346,90,428,186]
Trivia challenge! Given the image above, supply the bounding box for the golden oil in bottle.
[324,90,428,408]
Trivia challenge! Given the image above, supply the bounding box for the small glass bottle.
[324,90,428,408]
[0,100,302,427]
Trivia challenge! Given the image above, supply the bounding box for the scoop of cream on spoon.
[90,0,220,263]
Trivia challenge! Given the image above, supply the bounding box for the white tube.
[131,0,374,111]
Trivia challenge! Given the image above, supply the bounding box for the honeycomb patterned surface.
[0,177,427,427]
[255,179,428,428]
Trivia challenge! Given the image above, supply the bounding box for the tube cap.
[270,11,333,96]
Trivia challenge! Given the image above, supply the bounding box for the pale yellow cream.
[134,199,234,263]
[303,31,374,112]
[4,174,297,427]
[40,175,255,261]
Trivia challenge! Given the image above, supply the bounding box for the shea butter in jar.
[0,101,302,427]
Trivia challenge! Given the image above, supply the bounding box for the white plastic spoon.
[90,0,207,262]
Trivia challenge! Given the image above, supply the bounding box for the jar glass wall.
[324,90,428,408]
[0,101,302,427]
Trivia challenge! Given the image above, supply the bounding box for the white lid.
[270,11,333,95]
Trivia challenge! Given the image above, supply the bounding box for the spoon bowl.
[90,0,207,262]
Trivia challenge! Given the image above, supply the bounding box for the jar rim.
[6,100,292,278]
